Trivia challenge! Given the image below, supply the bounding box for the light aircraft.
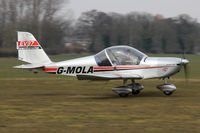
[14,32,189,97]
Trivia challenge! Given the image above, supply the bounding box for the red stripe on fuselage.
[43,68,57,71]
[94,67,114,70]
[116,66,169,69]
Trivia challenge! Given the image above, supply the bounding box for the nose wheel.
[157,78,176,96]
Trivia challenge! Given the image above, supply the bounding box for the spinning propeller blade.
[182,51,189,79]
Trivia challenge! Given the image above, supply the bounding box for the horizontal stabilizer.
[13,64,43,69]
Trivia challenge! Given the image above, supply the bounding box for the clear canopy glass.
[95,46,147,66]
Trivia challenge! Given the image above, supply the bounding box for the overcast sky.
[69,0,199,21]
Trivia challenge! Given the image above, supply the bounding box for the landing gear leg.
[164,78,167,84]
[123,79,128,86]
[131,79,143,95]
[117,79,129,97]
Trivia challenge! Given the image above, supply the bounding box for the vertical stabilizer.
[17,32,52,65]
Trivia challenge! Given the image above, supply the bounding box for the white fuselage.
[43,55,182,80]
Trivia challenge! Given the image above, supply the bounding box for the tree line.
[75,10,200,54]
[0,0,200,57]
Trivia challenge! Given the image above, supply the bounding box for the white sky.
[69,0,199,21]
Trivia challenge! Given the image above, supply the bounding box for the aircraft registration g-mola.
[14,32,189,97]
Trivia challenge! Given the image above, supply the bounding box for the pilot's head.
[127,49,131,56]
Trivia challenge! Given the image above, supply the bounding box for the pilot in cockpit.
[121,49,138,65]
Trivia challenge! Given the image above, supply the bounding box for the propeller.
[181,51,189,79]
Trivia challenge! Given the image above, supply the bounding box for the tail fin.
[17,32,52,65]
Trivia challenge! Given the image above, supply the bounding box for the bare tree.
[0,0,72,56]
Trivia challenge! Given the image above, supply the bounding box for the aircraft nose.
[181,59,189,64]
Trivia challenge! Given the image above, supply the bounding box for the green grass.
[0,54,200,133]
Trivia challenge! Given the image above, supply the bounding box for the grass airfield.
[0,54,200,133]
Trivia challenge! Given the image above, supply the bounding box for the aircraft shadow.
[29,91,180,100]
[84,91,180,100]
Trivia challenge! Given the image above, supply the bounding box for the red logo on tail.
[18,41,39,46]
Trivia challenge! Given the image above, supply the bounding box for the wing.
[77,73,143,80]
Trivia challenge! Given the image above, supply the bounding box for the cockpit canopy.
[95,46,147,66]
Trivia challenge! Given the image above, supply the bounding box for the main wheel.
[119,93,129,97]
[132,90,140,95]
[163,91,173,95]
